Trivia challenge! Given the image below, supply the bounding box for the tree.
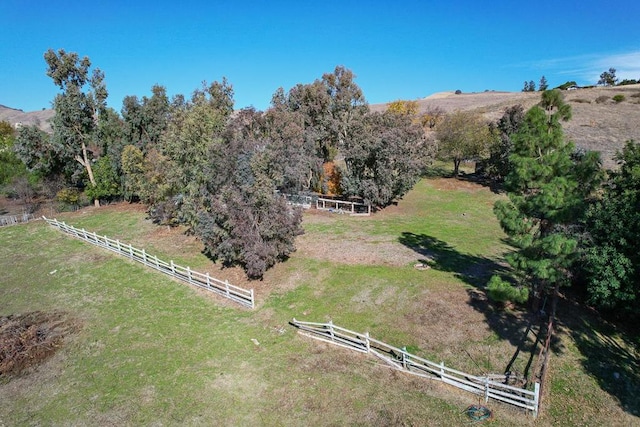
[14,124,72,180]
[490,90,602,314]
[341,110,425,207]
[84,156,121,203]
[539,76,548,91]
[386,100,419,117]
[522,80,536,92]
[155,79,234,228]
[122,85,171,152]
[477,104,525,181]
[581,140,640,316]
[435,111,494,176]
[598,68,618,86]
[195,117,303,279]
[0,121,29,187]
[44,49,109,207]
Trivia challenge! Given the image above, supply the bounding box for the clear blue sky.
[2,0,639,113]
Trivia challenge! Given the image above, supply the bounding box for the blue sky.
[2,0,639,113]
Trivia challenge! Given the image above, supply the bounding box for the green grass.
[1,176,638,426]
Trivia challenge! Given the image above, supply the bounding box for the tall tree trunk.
[453,159,461,177]
[76,140,100,207]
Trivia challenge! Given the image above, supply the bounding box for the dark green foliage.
[486,276,528,303]
[44,49,109,206]
[340,111,424,207]
[84,156,121,203]
[539,76,548,91]
[14,125,74,180]
[0,121,29,187]
[582,141,640,315]
[612,94,625,103]
[153,79,234,228]
[598,68,618,86]
[556,81,578,90]
[522,80,536,92]
[478,105,524,181]
[618,79,639,86]
[490,91,602,306]
[121,85,170,151]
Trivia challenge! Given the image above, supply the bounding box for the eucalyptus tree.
[195,108,304,279]
[151,79,234,228]
[341,110,424,207]
[121,85,170,152]
[44,49,109,206]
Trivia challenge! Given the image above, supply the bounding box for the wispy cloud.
[514,49,640,85]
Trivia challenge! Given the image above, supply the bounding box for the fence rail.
[316,197,371,216]
[291,319,539,417]
[0,213,35,227]
[43,217,254,309]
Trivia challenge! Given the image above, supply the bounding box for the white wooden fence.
[291,319,539,417]
[43,217,254,309]
[316,197,371,216]
[0,213,35,227]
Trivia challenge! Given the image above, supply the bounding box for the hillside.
[373,84,640,169]
[0,104,54,133]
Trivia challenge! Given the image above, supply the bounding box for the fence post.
[402,346,407,369]
[250,288,254,309]
[484,377,490,403]
[154,255,159,268]
[533,382,540,418]
[329,320,334,341]
[82,228,88,240]
[129,244,134,258]
[170,260,175,274]
[225,280,230,297]
[187,266,192,282]
[206,273,211,288]
[116,240,121,252]
[365,332,370,353]
[440,361,445,379]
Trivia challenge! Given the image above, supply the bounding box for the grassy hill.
[372,84,640,169]
[0,104,54,133]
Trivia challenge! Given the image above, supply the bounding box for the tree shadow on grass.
[556,297,640,417]
[399,232,561,379]
[399,231,640,416]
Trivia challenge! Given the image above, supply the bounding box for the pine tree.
[489,90,601,312]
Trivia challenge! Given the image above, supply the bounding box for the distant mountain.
[372,84,640,169]
[0,104,54,133]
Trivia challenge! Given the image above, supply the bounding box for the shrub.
[56,187,80,212]
[455,89,462,94]
[630,92,640,98]
[56,188,80,205]
[595,95,609,104]
[612,94,625,103]
[570,98,591,104]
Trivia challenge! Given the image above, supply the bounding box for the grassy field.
[1,175,638,426]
